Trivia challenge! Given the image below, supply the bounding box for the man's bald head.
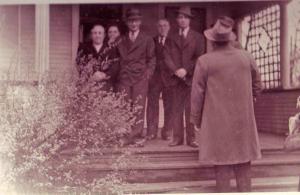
[157,18,170,37]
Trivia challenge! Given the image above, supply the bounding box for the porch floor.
[129,131,285,152]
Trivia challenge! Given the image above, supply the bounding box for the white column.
[35,4,50,84]
[71,5,79,64]
[280,2,291,89]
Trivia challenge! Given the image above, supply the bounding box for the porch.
[1,0,300,193]
[59,132,300,193]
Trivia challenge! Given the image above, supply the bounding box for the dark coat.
[75,41,120,84]
[153,35,174,87]
[164,29,205,86]
[117,31,156,86]
[190,46,262,165]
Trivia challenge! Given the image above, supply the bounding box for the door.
[165,6,206,36]
[79,4,126,43]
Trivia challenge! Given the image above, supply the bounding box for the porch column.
[280,2,291,89]
[35,4,50,83]
[71,5,79,64]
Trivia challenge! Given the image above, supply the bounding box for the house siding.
[49,5,73,79]
[254,90,300,135]
[0,5,36,81]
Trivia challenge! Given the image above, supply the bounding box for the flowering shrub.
[0,78,141,195]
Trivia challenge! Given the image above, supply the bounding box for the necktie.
[159,36,165,46]
[129,32,136,42]
[180,29,185,47]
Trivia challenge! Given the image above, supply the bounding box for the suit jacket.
[153,35,174,87]
[164,29,205,86]
[117,31,156,86]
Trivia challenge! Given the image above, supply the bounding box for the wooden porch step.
[74,151,300,183]
[123,176,299,194]
[61,146,292,163]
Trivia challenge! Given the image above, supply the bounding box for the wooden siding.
[255,90,300,135]
[49,5,73,79]
[0,5,36,81]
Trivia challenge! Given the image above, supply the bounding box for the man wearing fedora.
[191,16,262,192]
[117,8,156,146]
[164,6,205,147]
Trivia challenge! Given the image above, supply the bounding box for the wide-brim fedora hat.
[204,16,237,42]
[176,6,194,18]
[126,8,142,20]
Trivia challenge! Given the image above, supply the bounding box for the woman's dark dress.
[75,41,120,91]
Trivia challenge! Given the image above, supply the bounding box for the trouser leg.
[215,165,232,193]
[146,73,163,137]
[131,77,149,139]
[184,86,195,144]
[233,161,251,192]
[171,84,185,143]
[161,86,173,138]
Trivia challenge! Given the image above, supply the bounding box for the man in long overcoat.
[118,8,156,146]
[190,16,262,192]
[164,6,205,147]
[146,18,172,141]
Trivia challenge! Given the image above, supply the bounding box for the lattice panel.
[245,5,281,90]
[290,0,300,86]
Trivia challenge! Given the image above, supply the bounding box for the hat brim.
[204,29,236,42]
[126,16,142,21]
[176,11,194,18]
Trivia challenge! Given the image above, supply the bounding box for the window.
[241,5,280,90]
[0,5,36,81]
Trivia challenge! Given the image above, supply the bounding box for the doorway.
[165,6,206,34]
[79,4,126,43]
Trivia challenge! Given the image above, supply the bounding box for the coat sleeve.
[105,47,120,81]
[75,43,85,75]
[190,57,208,127]
[146,37,156,77]
[249,52,262,98]
[163,40,178,74]
[184,33,205,76]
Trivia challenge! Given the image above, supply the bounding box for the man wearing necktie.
[117,8,156,147]
[146,19,173,141]
[164,6,205,147]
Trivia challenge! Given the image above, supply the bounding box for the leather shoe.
[161,135,170,141]
[146,135,157,141]
[187,141,198,148]
[168,141,183,147]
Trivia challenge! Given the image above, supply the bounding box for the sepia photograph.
[0,0,300,194]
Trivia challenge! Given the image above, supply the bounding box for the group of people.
[76,6,203,148]
[76,5,262,192]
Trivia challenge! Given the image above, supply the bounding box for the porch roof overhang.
[0,0,290,5]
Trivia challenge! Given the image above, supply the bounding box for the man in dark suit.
[146,19,172,141]
[164,6,205,147]
[118,8,156,146]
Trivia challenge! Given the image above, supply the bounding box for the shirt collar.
[129,30,140,38]
[179,27,190,37]
[93,43,103,53]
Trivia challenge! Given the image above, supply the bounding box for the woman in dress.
[76,23,120,92]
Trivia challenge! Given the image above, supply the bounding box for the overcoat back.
[191,47,262,165]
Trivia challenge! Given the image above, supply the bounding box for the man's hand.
[194,125,201,132]
[175,68,187,79]
[92,71,108,81]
